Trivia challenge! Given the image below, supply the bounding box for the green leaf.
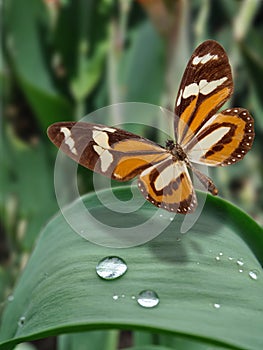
[4,0,73,129]
[119,21,165,105]
[0,132,57,250]
[0,187,262,350]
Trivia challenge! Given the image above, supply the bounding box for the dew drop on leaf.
[236,258,244,266]
[96,256,127,280]
[18,316,26,327]
[213,303,221,309]
[248,270,259,280]
[137,290,159,308]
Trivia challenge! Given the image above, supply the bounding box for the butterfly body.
[47,40,254,214]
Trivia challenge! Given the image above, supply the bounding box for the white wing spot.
[93,126,116,133]
[199,78,227,95]
[92,130,111,149]
[60,127,78,155]
[181,77,227,100]
[176,89,183,106]
[100,150,113,172]
[93,145,104,155]
[192,53,218,65]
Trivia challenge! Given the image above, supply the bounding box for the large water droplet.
[236,258,244,266]
[249,270,258,280]
[18,316,26,327]
[137,290,159,308]
[96,256,127,280]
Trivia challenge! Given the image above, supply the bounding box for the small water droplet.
[96,256,127,280]
[176,237,181,242]
[131,295,136,300]
[121,294,125,298]
[112,294,119,300]
[18,316,26,327]
[238,269,244,273]
[236,258,244,266]
[7,295,14,302]
[248,270,258,280]
[215,256,220,261]
[170,217,174,221]
[137,290,159,308]
[196,262,200,265]
[228,256,233,261]
[219,252,223,256]
[213,303,221,309]
[159,214,163,218]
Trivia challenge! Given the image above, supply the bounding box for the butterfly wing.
[174,40,254,166]
[138,158,197,213]
[186,107,254,166]
[48,121,197,214]
[47,122,169,181]
[174,40,233,148]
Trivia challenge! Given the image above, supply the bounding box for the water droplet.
[96,256,127,280]
[248,270,258,280]
[219,252,223,256]
[213,303,221,309]
[131,295,136,300]
[228,256,233,261]
[237,258,244,266]
[112,294,119,300]
[215,256,220,261]
[121,294,125,298]
[137,290,159,308]
[196,262,200,265]
[238,269,244,273]
[7,295,14,302]
[18,316,26,327]
[170,217,174,221]
[159,214,163,218]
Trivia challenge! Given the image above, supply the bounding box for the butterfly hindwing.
[138,158,197,213]
[186,107,254,166]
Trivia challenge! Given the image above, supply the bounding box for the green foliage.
[0,188,263,350]
[1,1,263,349]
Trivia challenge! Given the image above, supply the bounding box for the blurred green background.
[1,0,263,348]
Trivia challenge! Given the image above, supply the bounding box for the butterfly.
[47,40,254,214]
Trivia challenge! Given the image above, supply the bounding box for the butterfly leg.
[189,163,218,196]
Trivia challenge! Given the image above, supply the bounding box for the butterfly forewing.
[175,40,233,148]
[47,122,170,181]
